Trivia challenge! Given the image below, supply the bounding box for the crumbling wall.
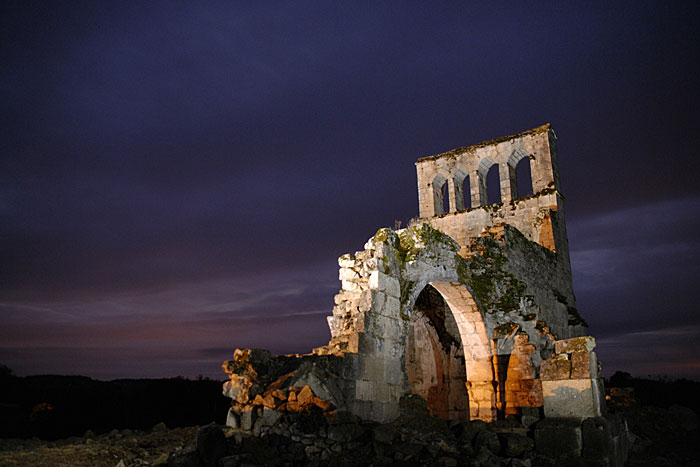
[309,222,584,422]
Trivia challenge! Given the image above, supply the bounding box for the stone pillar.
[452,176,465,211]
[498,163,513,203]
[447,177,457,213]
[539,336,605,419]
[471,169,483,207]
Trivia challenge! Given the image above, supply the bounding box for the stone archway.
[406,284,468,420]
[406,281,497,422]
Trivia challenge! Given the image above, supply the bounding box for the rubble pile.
[222,349,344,433]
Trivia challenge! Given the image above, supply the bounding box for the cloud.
[568,197,700,377]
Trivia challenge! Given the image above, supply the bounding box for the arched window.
[442,182,450,214]
[514,157,533,198]
[477,157,500,206]
[507,148,533,199]
[486,165,501,204]
[432,174,448,216]
[463,175,472,209]
[453,168,469,211]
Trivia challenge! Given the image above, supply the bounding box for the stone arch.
[507,148,533,199]
[404,280,497,422]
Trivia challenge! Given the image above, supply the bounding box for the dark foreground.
[0,401,698,466]
[1,371,699,466]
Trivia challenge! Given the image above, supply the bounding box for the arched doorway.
[405,282,497,422]
[406,284,468,420]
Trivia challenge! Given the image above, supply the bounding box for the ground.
[0,404,698,466]
[0,426,197,467]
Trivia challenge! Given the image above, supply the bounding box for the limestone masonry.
[221,125,628,464]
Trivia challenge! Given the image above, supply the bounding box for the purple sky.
[2,1,699,380]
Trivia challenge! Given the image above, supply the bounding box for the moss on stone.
[373,228,390,243]
[454,236,527,315]
[394,224,458,266]
[399,279,416,310]
[381,256,391,275]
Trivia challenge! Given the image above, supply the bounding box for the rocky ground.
[0,424,196,467]
[0,404,698,466]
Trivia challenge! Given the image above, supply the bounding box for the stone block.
[222,376,253,403]
[196,423,227,467]
[240,406,256,431]
[540,354,571,381]
[384,295,400,318]
[359,356,385,381]
[555,336,596,355]
[339,267,360,281]
[384,359,403,384]
[369,271,400,298]
[225,407,239,428]
[297,385,314,406]
[499,432,534,457]
[542,379,604,419]
[581,417,613,460]
[338,254,356,268]
[355,379,375,401]
[570,351,593,379]
[534,418,582,459]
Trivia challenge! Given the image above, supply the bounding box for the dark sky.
[2,1,699,380]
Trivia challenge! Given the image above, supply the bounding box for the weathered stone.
[223,376,253,403]
[474,445,501,466]
[297,385,313,406]
[498,432,534,457]
[240,407,256,431]
[542,378,604,419]
[581,417,613,460]
[326,423,366,443]
[196,423,227,467]
[166,445,200,467]
[540,354,571,381]
[262,394,276,408]
[271,389,286,400]
[555,337,596,355]
[570,351,593,379]
[534,418,582,459]
[252,394,264,406]
[372,423,398,444]
[225,408,239,428]
[473,429,501,455]
[312,397,333,411]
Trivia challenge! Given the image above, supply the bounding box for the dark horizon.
[2,2,699,381]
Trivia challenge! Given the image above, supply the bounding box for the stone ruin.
[221,124,631,464]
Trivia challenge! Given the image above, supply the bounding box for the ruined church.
[222,124,605,427]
